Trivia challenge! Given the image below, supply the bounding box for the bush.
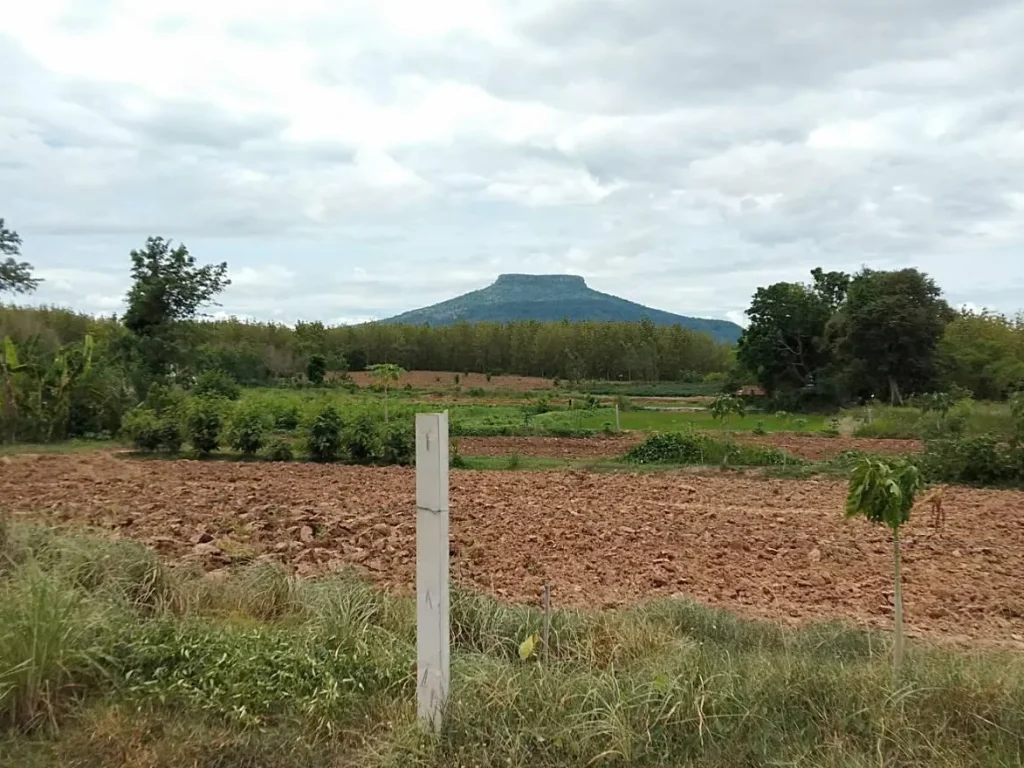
[184,397,226,456]
[753,420,767,436]
[264,437,294,462]
[192,369,241,401]
[379,422,413,466]
[342,414,380,464]
[305,355,327,387]
[450,439,468,469]
[121,407,182,453]
[625,430,798,467]
[919,435,1023,486]
[227,403,271,457]
[305,404,343,462]
[271,402,301,432]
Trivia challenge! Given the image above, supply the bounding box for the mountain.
[377,274,743,343]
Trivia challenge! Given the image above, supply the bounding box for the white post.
[415,412,450,732]
[615,403,621,432]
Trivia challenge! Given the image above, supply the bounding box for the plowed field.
[456,434,920,460]
[2,453,1022,646]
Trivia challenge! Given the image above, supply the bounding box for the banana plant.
[1,337,29,442]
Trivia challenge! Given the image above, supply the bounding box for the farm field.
[347,370,553,391]
[3,452,1023,646]
[459,433,923,460]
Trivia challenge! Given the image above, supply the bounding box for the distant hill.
[377,274,742,343]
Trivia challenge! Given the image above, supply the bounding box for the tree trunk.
[892,528,904,678]
[888,376,903,407]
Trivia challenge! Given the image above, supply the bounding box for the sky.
[2,0,1023,327]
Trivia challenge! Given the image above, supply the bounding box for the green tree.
[123,237,230,381]
[938,311,1024,400]
[0,218,41,295]
[306,354,327,386]
[368,363,404,422]
[709,394,745,430]
[737,273,841,397]
[845,458,924,676]
[830,268,951,405]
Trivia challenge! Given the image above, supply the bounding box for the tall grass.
[2,521,1024,766]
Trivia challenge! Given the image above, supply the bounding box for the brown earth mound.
[349,370,552,391]
[2,454,1021,646]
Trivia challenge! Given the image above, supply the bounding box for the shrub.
[379,422,414,466]
[753,420,767,436]
[271,402,301,432]
[264,437,294,462]
[449,439,468,469]
[342,414,381,464]
[919,435,1022,486]
[227,403,271,457]
[305,355,327,387]
[305,404,343,462]
[121,407,182,453]
[192,369,241,401]
[184,397,226,455]
[614,394,632,412]
[625,430,797,467]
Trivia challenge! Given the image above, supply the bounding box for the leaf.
[518,632,540,660]
[3,336,19,369]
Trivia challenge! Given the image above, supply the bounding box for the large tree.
[737,269,848,397]
[938,310,1024,400]
[123,237,229,379]
[829,268,952,404]
[0,218,41,295]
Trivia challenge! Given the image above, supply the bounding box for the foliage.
[379,422,414,466]
[938,310,1024,400]
[341,413,381,464]
[709,394,745,427]
[736,272,844,398]
[0,218,40,295]
[830,268,952,405]
[263,437,295,462]
[183,397,225,456]
[1,335,97,443]
[305,354,327,386]
[120,407,182,453]
[226,402,271,457]
[919,436,1024,486]
[191,369,240,401]
[368,363,404,422]
[122,236,230,381]
[305,404,343,462]
[625,430,797,467]
[845,457,923,675]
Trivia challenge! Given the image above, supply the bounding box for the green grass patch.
[2,521,1024,766]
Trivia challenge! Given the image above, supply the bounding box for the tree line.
[736,266,1024,407]
[1,221,733,441]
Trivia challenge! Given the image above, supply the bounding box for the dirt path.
[2,454,1021,646]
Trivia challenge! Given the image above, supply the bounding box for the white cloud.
[2,0,1023,323]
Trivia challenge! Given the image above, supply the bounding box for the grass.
[3,520,1024,766]
[543,408,830,433]
[0,439,121,457]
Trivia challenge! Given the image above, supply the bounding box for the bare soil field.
[455,434,919,460]
[457,435,641,458]
[2,453,1022,646]
[736,433,923,460]
[349,370,552,391]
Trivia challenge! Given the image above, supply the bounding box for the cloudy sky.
[2,0,1023,326]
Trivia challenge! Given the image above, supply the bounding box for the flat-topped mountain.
[378,274,742,343]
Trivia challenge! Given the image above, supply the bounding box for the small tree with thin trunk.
[845,457,923,676]
[368,363,404,422]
